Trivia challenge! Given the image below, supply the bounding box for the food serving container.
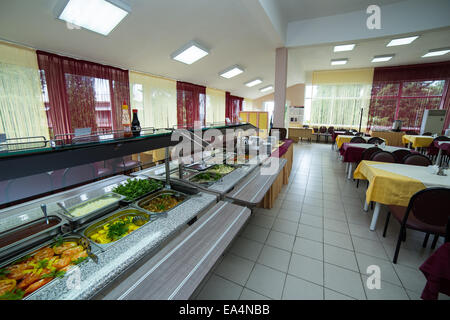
[0,215,69,263]
[57,191,125,229]
[0,234,99,300]
[132,190,189,216]
[82,207,155,251]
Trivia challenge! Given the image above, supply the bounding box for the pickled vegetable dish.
[206,164,235,175]
[141,194,185,213]
[0,238,88,300]
[112,178,163,201]
[88,216,143,244]
[190,172,223,184]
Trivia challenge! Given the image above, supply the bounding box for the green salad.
[112,178,163,201]
[206,164,235,175]
[190,172,223,184]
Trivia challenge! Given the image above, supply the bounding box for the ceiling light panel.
[331,59,348,65]
[260,85,273,93]
[219,65,244,79]
[422,48,450,58]
[245,78,263,87]
[333,44,355,52]
[387,36,418,46]
[371,55,394,62]
[171,41,209,65]
[58,0,130,36]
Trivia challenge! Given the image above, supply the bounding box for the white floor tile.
[257,245,291,272]
[266,230,295,251]
[282,275,324,300]
[241,224,270,243]
[324,230,353,251]
[196,275,243,300]
[324,263,366,300]
[245,264,286,299]
[214,253,255,286]
[292,237,323,260]
[229,236,263,261]
[239,288,271,300]
[288,253,324,286]
[272,218,298,235]
[324,244,358,272]
[297,223,323,242]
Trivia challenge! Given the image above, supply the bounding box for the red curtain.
[176,81,206,128]
[225,92,244,123]
[37,51,130,137]
[367,61,450,133]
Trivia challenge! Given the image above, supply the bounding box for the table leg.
[345,162,349,174]
[369,202,381,231]
[363,196,369,212]
[347,163,353,180]
[436,149,443,166]
[408,142,412,149]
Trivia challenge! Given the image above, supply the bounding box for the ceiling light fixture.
[387,36,418,46]
[371,54,394,62]
[331,59,348,66]
[333,44,355,52]
[171,41,209,65]
[421,47,450,58]
[260,85,273,93]
[219,65,244,79]
[58,0,130,36]
[245,78,263,87]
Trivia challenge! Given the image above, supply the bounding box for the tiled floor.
[194,142,448,300]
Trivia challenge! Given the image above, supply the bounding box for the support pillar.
[273,47,288,128]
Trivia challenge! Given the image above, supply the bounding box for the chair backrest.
[402,153,432,166]
[302,125,309,128]
[327,126,334,134]
[350,136,366,143]
[319,126,327,133]
[344,130,352,135]
[405,130,418,135]
[405,188,450,227]
[433,136,450,142]
[270,127,287,140]
[313,127,318,133]
[422,132,433,136]
[62,164,96,187]
[392,149,411,163]
[361,147,381,161]
[6,173,53,203]
[368,137,384,144]
[370,151,396,163]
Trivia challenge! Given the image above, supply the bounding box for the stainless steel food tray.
[0,234,99,300]
[0,215,70,263]
[81,207,155,251]
[132,189,190,216]
[57,192,125,228]
[111,176,165,205]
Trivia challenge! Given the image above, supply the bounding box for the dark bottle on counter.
[131,109,141,137]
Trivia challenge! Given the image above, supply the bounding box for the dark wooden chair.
[368,137,384,144]
[392,149,411,163]
[383,187,450,263]
[270,127,287,141]
[350,136,366,144]
[370,151,396,163]
[402,153,432,166]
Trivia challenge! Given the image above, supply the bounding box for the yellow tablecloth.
[353,161,426,206]
[401,135,434,148]
[288,128,314,142]
[369,130,405,147]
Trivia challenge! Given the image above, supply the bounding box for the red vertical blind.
[36,51,130,136]
[367,62,450,132]
[176,81,206,128]
[225,92,243,123]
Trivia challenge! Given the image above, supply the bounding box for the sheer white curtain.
[206,88,225,124]
[0,42,49,139]
[309,84,371,128]
[129,71,177,129]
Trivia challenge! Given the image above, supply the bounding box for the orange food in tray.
[0,240,88,300]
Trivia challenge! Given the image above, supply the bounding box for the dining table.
[340,143,412,179]
[401,135,434,150]
[353,161,450,231]
[336,135,386,149]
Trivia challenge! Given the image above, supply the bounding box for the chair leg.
[431,234,439,249]
[382,211,391,237]
[393,226,405,264]
[371,202,374,210]
[402,229,407,242]
[423,233,430,248]
[356,180,360,188]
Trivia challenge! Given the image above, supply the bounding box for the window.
[309,84,371,128]
[369,80,447,130]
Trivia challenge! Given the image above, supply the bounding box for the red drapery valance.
[225,92,243,123]
[367,61,450,132]
[37,51,130,136]
[176,81,206,128]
